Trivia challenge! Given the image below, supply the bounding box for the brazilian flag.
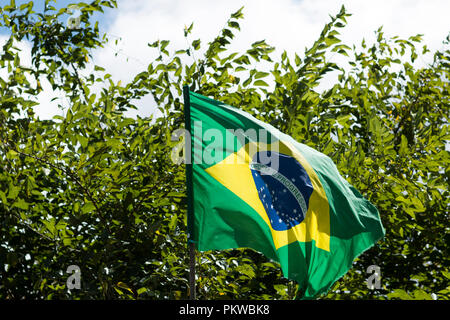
[184,88,385,299]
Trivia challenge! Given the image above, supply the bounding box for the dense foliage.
[0,1,448,299]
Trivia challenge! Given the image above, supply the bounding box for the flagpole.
[183,85,196,300]
[189,241,196,300]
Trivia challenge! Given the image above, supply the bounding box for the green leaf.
[337,114,351,124]
[295,54,301,66]
[13,198,29,210]
[273,284,288,296]
[184,22,194,36]
[254,80,269,87]
[137,287,147,295]
[399,134,408,156]
[117,282,134,294]
[324,36,341,46]
[412,289,433,300]
[0,190,7,204]
[168,214,177,230]
[6,149,18,159]
[228,21,240,30]
[81,201,96,214]
[2,52,14,61]
[94,65,105,72]
[254,71,269,79]
[230,6,244,19]
[192,39,201,50]
[387,289,413,300]
[7,185,20,200]
[160,40,170,51]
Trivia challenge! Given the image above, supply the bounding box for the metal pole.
[189,241,196,300]
[183,85,196,300]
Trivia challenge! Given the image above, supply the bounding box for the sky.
[1,0,449,119]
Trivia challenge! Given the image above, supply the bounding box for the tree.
[0,1,448,299]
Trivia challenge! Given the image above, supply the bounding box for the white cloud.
[0,35,66,120]
[3,0,450,119]
[99,0,450,64]
[93,0,449,114]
